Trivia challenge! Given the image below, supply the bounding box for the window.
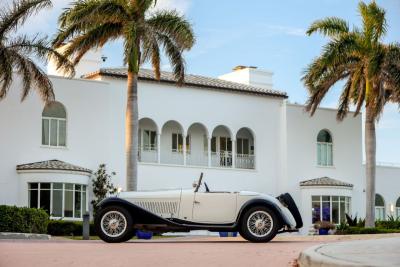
[171,133,189,152]
[396,197,400,218]
[237,138,250,155]
[317,130,333,166]
[375,194,385,220]
[186,135,191,153]
[142,130,157,150]
[42,101,67,147]
[28,182,87,219]
[311,195,351,224]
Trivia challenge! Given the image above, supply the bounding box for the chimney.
[47,44,103,78]
[218,65,273,90]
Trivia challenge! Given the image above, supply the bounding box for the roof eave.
[89,72,288,99]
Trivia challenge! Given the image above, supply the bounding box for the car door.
[192,192,237,224]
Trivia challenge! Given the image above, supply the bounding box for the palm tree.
[0,0,74,102]
[53,0,195,191]
[303,1,400,227]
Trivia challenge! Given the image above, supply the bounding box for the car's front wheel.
[95,205,134,243]
[239,206,280,243]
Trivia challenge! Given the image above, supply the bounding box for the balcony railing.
[186,151,208,166]
[236,154,255,169]
[139,146,255,169]
[161,150,184,165]
[138,146,157,163]
[211,151,232,168]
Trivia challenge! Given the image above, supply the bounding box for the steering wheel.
[204,182,210,193]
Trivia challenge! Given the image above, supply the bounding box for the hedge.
[0,205,49,234]
[47,220,96,236]
[336,226,400,235]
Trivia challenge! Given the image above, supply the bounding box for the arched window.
[317,130,333,166]
[42,101,67,147]
[396,197,400,217]
[375,194,385,220]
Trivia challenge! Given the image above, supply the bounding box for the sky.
[9,0,400,163]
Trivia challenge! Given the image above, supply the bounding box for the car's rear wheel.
[239,206,279,243]
[95,205,134,243]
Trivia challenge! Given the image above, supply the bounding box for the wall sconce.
[390,203,394,213]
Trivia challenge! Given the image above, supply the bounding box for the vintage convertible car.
[94,174,303,243]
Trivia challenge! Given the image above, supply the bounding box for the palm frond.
[64,23,123,65]
[0,0,51,37]
[7,34,75,77]
[0,51,13,100]
[156,33,185,85]
[306,17,349,37]
[147,10,195,49]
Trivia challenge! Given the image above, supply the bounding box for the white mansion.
[0,49,399,234]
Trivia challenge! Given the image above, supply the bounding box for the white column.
[207,137,211,167]
[183,134,187,166]
[232,139,236,168]
[157,133,161,164]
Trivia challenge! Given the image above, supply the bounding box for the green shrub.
[0,205,49,234]
[335,226,400,235]
[47,220,95,236]
[376,216,400,229]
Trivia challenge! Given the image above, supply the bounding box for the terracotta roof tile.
[83,68,287,98]
[16,160,92,174]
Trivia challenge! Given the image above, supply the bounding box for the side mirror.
[192,181,198,188]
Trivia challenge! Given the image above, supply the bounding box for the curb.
[0,232,51,240]
[298,243,364,267]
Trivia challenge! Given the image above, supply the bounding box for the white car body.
[118,189,297,228]
[95,175,303,243]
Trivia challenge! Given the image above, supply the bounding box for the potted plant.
[314,221,335,235]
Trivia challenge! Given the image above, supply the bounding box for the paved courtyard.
[1,234,400,267]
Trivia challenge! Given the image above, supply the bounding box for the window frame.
[375,194,386,220]
[171,133,184,153]
[28,182,88,220]
[311,195,351,224]
[41,113,67,148]
[317,130,333,167]
[141,129,157,151]
[237,138,250,155]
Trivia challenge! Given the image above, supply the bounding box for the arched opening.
[396,197,400,217]
[161,120,184,165]
[211,125,232,168]
[375,194,385,220]
[138,118,158,163]
[186,123,209,166]
[317,129,333,166]
[42,101,67,147]
[235,127,255,169]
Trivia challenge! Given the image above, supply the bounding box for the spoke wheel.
[247,211,273,237]
[95,205,134,243]
[101,211,127,238]
[240,206,280,243]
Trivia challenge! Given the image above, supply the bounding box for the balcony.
[138,118,255,170]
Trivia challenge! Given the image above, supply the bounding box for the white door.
[192,192,237,223]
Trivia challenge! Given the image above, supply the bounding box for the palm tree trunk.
[126,71,139,191]
[365,105,376,227]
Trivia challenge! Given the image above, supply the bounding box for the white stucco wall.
[1,70,400,232]
[376,165,400,217]
[284,104,365,233]
[0,75,117,205]
[99,76,286,194]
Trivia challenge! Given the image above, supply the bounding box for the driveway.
[1,234,400,267]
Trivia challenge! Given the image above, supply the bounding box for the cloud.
[152,0,191,15]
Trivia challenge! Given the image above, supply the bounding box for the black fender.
[97,197,180,226]
[236,198,292,228]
